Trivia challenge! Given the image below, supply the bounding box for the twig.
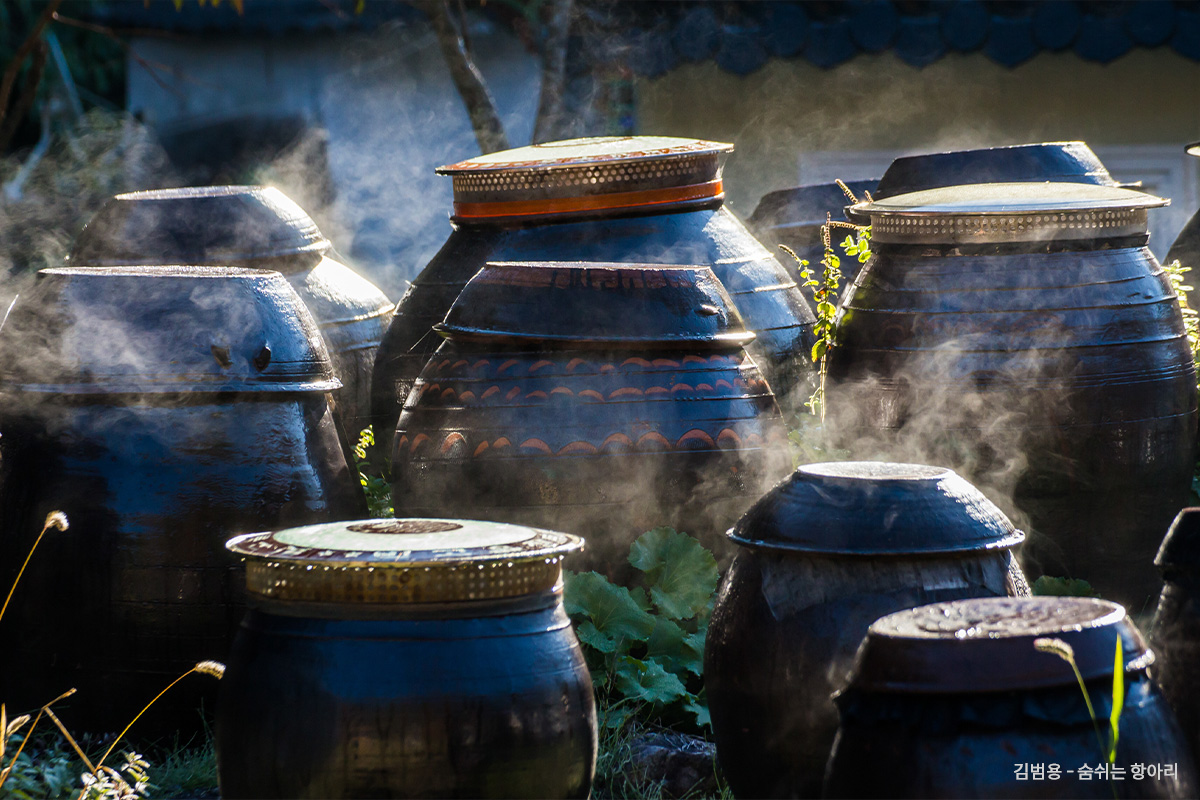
[415,0,510,154]
[0,0,63,128]
[0,40,47,153]
[51,13,203,101]
[532,0,574,143]
[2,103,51,203]
[45,30,83,120]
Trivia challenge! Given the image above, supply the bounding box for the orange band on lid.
[453,180,724,220]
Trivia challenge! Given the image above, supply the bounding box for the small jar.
[217,518,597,799]
[827,597,1197,799]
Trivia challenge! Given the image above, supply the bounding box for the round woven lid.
[437,261,754,347]
[729,462,1023,556]
[436,136,732,221]
[69,185,330,266]
[227,518,583,604]
[851,182,1167,245]
[848,597,1152,693]
[0,266,337,394]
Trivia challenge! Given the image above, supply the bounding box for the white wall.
[127,14,540,294]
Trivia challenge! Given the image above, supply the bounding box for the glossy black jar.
[704,462,1028,799]
[217,518,596,799]
[69,185,393,440]
[391,262,790,569]
[371,136,816,452]
[826,597,1197,799]
[1149,507,1200,765]
[0,266,364,732]
[830,182,1197,609]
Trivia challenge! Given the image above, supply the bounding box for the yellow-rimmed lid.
[227,518,582,604]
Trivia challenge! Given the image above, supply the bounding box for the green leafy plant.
[354,426,394,517]
[1034,636,1125,773]
[564,528,718,733]
[779,181,872,422]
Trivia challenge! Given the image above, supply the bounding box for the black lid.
[847,597,1152,694]
[69,185,330,267]
[749,179,879,230]
[1154,507,1200,574]
[873,142,1119,201]
[436,261,754,348]
[729,461,1023,556]
[0,266,338,394]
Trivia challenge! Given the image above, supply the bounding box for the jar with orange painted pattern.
[389,261,791,568]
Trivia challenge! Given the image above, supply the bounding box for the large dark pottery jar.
[217,518,596,799]
[704,461,1028,799]
[69,185,393,440]
[1149,507,1200,765]
[826,597,1197,799]
[747,178,878,313]
[390,262,790,569]
[0,266,364,733]
[371,135,817,452]
[829,182,1197,609]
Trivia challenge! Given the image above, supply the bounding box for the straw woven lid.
[437,136,732,222]
[227,518,583,604]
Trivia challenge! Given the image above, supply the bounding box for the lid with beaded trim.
[226,518,582,604]
[846,597,1153,694]
[849,182,1167,245]
[436,136,733,222]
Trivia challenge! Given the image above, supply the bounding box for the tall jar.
[826,597,1197,799]
[0,266,364,733]
[829,182,1197,608]
[371,136,817,453]
[389,261,790,569]
[69,185,393,440]
[704,461,1028,798]
[217,518,596,799]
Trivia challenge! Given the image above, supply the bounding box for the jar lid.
[850,182,1167,245]
[0,266,338,394]
[436,261,755,348]
[436,136,732,222]
[69,185,330,267]
[227,518,583,604]
[729,462,1023,556]
[847,597,1153,694]
[1155,507,1200,574]
[872,142,1120,200]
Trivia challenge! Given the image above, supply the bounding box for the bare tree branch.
[0,40,47,153]
[532,0,574,143]
[415,0,509,154]
[0,0,63,135]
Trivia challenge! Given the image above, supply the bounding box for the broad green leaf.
[575,620,619,654]
[629,528,719,620]
[646,617,704,676]
[812,340,828,362]
[601,702,637,730]
[613,656,688,705]
[564,571,655,644]
[684,691,711,728]
[816,301,836,318]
